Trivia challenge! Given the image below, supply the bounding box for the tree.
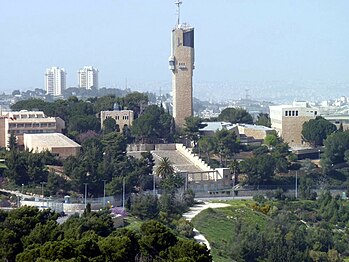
[103,117,117,134]
[8,132,18,150]
[215,129,240,167]
[218,107,253,124]
[156,157,175,179]
[198,136,216,164]
[322,131,349,166]
[302,116,337,147]
[130,194,159,220]
[117,92,148,118]
[183,116,206,148]
[255,113,271,127]
[139,220,178,259]
[131,105,174,143]
[264,133,279,148]
[240,154,276,185]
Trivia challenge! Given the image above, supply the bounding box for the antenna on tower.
[175,0,182,26]
[245,88,250,100]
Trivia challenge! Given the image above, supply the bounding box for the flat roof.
[24,133,81,148]
[237,124,273,131]
[200,122,233,132]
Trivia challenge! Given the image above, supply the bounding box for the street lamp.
[295,171,298,199]
[40,182,46,198]
[102,180,107,208]
[318,149,321,160]
[153,172,156,197]
[21,184,24,194]
[122,177,125,210]
[84,183,88,209]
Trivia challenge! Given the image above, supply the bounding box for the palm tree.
[156,157,174,179]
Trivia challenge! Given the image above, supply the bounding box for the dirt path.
[182,202,230,249]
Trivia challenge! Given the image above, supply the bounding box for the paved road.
[0,188,39,199]
[195,196,253,201]
[182,202,231,250]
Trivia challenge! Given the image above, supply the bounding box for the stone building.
[23,133,81,159]
[269,101,318,148]
[0,110,65,148]
[100,110,134,131]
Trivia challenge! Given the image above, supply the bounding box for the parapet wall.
[175,144,214,172]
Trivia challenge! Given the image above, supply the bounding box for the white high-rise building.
[78,66,98,90]
[45,67,66,96]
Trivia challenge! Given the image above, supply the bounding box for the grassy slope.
[191,200,268,262]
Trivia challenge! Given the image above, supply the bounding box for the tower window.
[285,111,288,116]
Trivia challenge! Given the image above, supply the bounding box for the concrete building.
[269,101,318,148]
[23,133,81,158]
[0,110,65,148]
[78,66,98,90]
[100,110,134,131]
[199,121,273,146]
[169,1,195,128]
[45,66,66,96]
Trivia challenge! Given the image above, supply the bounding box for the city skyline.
[1,1,349,100]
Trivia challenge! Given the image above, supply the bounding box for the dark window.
[296,111,298,116]
[183,30,194,48]
[285,111,288,116]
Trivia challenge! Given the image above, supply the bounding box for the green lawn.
[123,215,143,231]
[192,200,269,262]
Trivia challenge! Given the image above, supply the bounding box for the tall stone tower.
[169,1,195,128]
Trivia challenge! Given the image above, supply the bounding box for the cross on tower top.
[175,0,182,25]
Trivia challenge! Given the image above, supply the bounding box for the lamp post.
[84,183,88,209]
[122,177,125,210]
[102,180,106,208]
[295,171,298,199]
[21,184,24,194]
[318,149,321,160]
[40,182,46,198]
[153,172,156,197]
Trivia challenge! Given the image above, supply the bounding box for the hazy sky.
[1,0,349,95]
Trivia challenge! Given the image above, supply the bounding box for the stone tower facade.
[169,24,195,128]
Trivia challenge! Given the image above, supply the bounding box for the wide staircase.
[151,150,204,173]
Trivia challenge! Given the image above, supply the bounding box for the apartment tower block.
[45,66,66,96]
[78,66,99,90]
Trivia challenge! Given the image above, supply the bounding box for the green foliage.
[130,194,159,220]
[4,150,56,186]
[215,129,240,167]
[103,117,118,134]
[139,220,178,258]
[323,131,349,167]
[198,135,216,164]
[302,116,337,146]
[99,236,135,262]
[131,104,175,143]
[255,113,271,127]
[156,157,175,179]
[240,154,276,185]
[264,133,279,147]
[217,107,253,124]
